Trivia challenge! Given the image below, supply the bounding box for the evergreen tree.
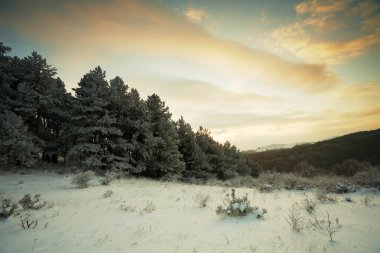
[195,127,234,179]
[0,110,40,167]
[108,76,128,128]
[12,52,58,140]
[69,67,130,171]
[119,88,152,173]
[145,94,185,178]
[107,76,134,171]
[0,42,14,112]
[176,116,212,180]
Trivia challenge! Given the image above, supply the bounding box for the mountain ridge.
[244,128,380,172]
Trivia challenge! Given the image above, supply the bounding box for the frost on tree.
[0,110,40,167]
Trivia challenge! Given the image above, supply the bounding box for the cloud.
[185,7,207,23]
[267,0,380,65]
[304,15,342,32]
[295,0,347,15]
[350,0,379,17]
[269,22,380,64]
[0,0,338,93]
[363,15,380,30]
[341,83,380,98]
[130,77,282,118]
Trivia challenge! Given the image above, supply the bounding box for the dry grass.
[285,204,304,232]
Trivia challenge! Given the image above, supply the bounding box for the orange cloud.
[350,0,379,17]
[295,0,347,15]
[268,0,380,65]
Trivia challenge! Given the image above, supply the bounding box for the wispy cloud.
[0,0,338,93]
[350,1,379,17]
[185,7,207,23]
[266,0,380,65]
[295,0,347,15]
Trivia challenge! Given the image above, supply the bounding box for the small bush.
[19,214,38,229]
[361,195,375,206]
[258,172,309,191]
[1,197,18,219]
[259,183,274,192]
[71,169,95,188]
[286,204,304,232]
[100,170,118,185]
[193,192,211,208]
[216,189,265,218]
[143,202,156,213]
[120,204,136,212]
[302,198,316,214]
[307,212,340,241]
[294,161,316,177]
[103,190,114,198]
[324,212,338,241]
[344,196,353,202]
[333,159,370,177]
[315,191,337,203]
[19,194,47,210]
[281,174,308,190]
[352,167,380,188]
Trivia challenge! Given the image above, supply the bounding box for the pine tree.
[145,94,185,178]
[107,76,134,171]
[68,67,130,171]
[0,110,40,167]
[196,127,233,179]
[176,116,212,180]
[0,42,14,112]
[121,88,152,174]
[12,52,58,140]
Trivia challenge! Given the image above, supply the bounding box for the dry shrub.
[258,172,281,186]
[143,202,156,213]
[281,173,309,190]
[324,212,338,241]
[315,191,337,203]
[216,189,266,218]
[258,172,312,191]
[1,197,18,219]
[100,170,118,185]
[19,214,38,229]
[294,161,317,177]
[352,166,380,188]
[361,195,375,206]
[302,198,317,214]
[71,169,95,188]
[286,204,304,232]
[223,176,260,188]
[19,194,47,210]
[120,204,136,212]
[193,192,211,208]
[103,190,114,198]
[333,159,370,177]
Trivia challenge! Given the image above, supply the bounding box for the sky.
[1,0,379,150]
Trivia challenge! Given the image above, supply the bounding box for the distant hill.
[244,129,380,172]
[255,142,308,152]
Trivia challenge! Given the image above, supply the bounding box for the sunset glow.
[1,0,379,150]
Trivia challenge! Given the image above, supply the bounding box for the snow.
[0,171,379,253]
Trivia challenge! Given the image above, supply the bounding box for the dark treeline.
[0,42,261,181]
[244,129,380,174]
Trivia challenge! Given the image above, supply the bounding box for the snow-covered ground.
[0,171,379,253]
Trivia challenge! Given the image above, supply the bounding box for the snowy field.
[0,171,379,253]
